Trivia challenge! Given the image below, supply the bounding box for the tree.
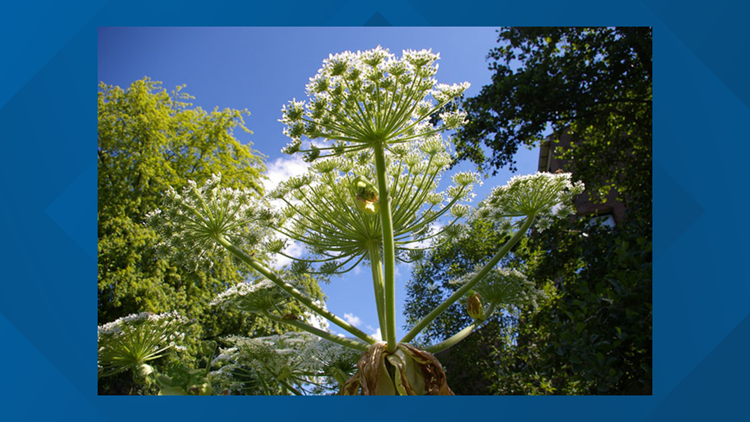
[97,78,323,394]
[456,27,652,220]
[502,218,652,395]
[404,27,652,394]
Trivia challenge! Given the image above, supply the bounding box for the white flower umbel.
[279,46,469,158]
[210,279,289,313]
[452,267,544,309]
[270,140,479,275]
[478,172,585,228]
[98,311,188,379]
[152,172,377,347]
[278,47,475,354]
[210,332,360,395]
[148,173,276,270]
[407,173,583,353]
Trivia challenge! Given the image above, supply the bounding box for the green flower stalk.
[277,47,476,353]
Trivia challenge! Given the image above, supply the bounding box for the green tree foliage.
[404,27,652,394]
[404,219,521,394]
[456,27,652,219]
[501,219,652,395]
[97,78,323,393]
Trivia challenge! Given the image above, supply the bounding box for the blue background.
[1,1,748,421]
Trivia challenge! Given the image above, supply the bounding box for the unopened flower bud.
[466,292,485,321]
[353,177,380,215]
[201,340,217,356]
[136,363,154,379]
[189,382,212,395]
[356,196,381,215]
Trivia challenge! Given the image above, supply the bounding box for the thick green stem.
[275,376,305,396]
[422,304,497,354]
[215,235,377,345]
[367,240,388,343]
[262,310,369,352]
[422,324,476,354]
[373,140,398,353]
[400,215,535,344]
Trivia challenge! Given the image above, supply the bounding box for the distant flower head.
[452,268,544,309]
[147,174,277,270]
[210,332,360,395]
[476,172,584,230]
[210,279,289,314]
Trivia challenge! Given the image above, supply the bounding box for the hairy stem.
[422,304,497,354]
[262,310,369,352]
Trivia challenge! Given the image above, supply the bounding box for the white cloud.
[343,313,362,327]
[263,154,310,193]
[369,327,383,341]
[272,236,305,269]
[304,305,330,332]
[263,155,311,269]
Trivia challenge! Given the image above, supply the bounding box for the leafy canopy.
[98,78,324,393]
[456,27,652,216]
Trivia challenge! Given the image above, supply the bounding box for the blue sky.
[98,26,540,342]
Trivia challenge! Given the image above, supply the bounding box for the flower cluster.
[280,46,469,158]
[210,279,289,314]
[98,311,188,378]
[452,268,544,309]
[476,172,584,231]
[147,173,276,270]
[210,332,360,395]
[269,138,479,274]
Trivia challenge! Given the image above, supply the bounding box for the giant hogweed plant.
[140,47,583,395]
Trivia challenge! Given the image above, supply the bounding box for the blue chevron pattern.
[0,1,746,420]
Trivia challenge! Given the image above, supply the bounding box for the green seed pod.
[353,176,379,201]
